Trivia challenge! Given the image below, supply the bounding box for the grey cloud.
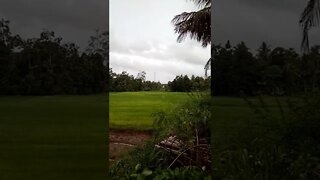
[109,0,210,83]
[213,0,320,50]
[110,51,207,83]
[0,0,107,49]
[167,42,209,66]
[110,33,209,68]
[238,0,306,14]
[0,0,107,29]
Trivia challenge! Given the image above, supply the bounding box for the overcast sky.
[213,0,320,51]
[1,1,320,83]
[110,0,210,83]
[0,0,108,50]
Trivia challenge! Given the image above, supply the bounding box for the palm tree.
[172,0,212,93]
[172,0,211,47]
[300,0,320,52]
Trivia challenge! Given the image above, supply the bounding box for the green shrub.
[129,165,210,180]
[152,93,211,144]
[109,140,170,179]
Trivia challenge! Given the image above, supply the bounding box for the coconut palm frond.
[204,57,211,77]
[300,0,320,52]
[188,0,211,8]
[172,7,211,47]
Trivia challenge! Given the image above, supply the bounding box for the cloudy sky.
[213,0,320,51]
[2,1,320,83]
[110,0,210,83]
[0,0,108,50]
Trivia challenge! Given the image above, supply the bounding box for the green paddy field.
[0,92,288,179]
[110,92,190,129]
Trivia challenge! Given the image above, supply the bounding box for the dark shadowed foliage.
[0,18,108,95]
[212,41,320,96]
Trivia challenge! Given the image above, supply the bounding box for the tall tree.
[86,29,109,65]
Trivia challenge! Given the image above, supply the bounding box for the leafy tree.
[300,46,320,92]
[212,41,233,95]
[256,41,271,64]
[0,18,108,95]
[168,75,209,92]
[86,29,108,61]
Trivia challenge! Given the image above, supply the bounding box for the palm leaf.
[187,0,211,8]
[204,57,211,77]
[172,6,211,47]
[300,0,320,52]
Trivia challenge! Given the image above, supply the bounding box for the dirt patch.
[109,129,152,162]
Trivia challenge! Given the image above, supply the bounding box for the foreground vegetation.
[211,94,320,179]
[110,93,320,179]
[110,93,212,179]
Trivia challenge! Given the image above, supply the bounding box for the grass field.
[0,92,190,179]
[0,92,290,179]
[0,95,108,179]
[212,96,291,144]
[110,92,190,130]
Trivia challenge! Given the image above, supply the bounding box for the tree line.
[6,16,320,96]
[0,18,211,95]
[167,75,210,92]
[0,18,108,95]
[109,69,162,92]
[213,41,320,96]
[109,70,210,92]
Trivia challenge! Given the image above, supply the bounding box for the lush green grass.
[0,95,108,180]
[211,96,291,144]
[109,92,190,130]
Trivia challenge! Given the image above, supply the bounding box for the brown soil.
[109,129,152,162]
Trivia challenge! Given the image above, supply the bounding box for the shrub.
[153,93,211,143]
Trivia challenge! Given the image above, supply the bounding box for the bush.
[153,93,211,143]
[129,165,211,180]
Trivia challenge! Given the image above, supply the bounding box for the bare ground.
[109,129,152,162]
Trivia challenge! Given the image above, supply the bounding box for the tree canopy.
[213,41,320,96]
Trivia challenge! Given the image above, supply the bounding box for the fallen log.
[155,135,211,169]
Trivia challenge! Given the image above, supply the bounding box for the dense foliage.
[109,69,163,92]
[109,70,210,92]
[167,75,210,92]
[0,19,108,95]
[1,18,199,95]
[153,93,211,143]
[213,41,320,96]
